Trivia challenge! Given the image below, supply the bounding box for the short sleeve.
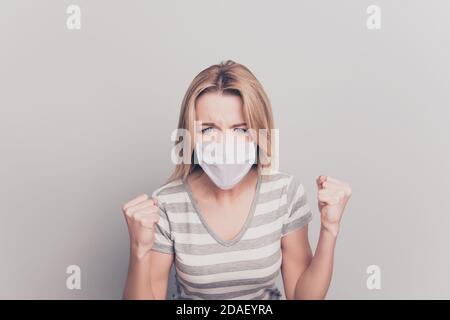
[150,191,175,255]
[281,177,313,237]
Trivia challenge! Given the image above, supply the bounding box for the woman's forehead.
[195,92,244,124]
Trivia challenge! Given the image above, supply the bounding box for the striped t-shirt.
[150,171,313,300]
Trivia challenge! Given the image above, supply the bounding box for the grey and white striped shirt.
[150,171,313,300]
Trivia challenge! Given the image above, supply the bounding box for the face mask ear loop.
[193,143,200,165]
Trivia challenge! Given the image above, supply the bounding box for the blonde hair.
[166,60,276,183]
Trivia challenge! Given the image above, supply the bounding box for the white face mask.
[195,140,257,190]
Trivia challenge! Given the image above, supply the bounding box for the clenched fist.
[316,175,352,237]
[122,194,160,259]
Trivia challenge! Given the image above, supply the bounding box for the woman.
[122,60,352,300]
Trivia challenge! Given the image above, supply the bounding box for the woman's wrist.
[320,223,340,239]
[130,243,153,260]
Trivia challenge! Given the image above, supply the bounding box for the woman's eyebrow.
[199,122,247,128]
[200,122,217,127]
[231,122,247,128]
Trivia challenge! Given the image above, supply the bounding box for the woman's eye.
[233,127,248,134]
[201,127,215,134]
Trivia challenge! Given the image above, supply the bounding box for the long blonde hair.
[166,60,276,183]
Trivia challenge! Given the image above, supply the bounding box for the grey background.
[1,0,449,299]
